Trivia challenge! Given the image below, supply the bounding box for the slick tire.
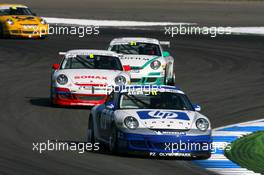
[164,67,175,86]
[87,115,95,144]
[194,152,211,160]
[109,125,119,154]
[0,24,4,38]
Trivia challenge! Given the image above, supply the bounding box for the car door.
[98,92,115,141]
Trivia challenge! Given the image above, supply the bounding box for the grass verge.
[225,131,264,174]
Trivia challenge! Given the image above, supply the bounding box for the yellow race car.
[0,4,48,38]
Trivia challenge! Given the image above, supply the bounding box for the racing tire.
[49,86,55,106]
[168,72,176,86]
[194,152,211,160]
[87,115,95,144]
[164,68,169,85]
[40,35,47,40]
[109,125,119,154]
[164,67,175,86]
[0,24,4,38]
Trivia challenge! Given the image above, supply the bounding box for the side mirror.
[123,65,131,71]
[106,102,115,110]
[193,104,201,112]
[52,63,60,70]
[162,51,170,57]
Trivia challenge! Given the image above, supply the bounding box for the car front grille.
[76,95,106,101]
[131,78,141,83]
[145,77,157,83]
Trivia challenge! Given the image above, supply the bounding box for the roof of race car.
[63,49,120,57]
[115,85,185,94]
[0,4,27,9]
[110,37,160,45]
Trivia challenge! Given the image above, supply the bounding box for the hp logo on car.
[148,111,178,119]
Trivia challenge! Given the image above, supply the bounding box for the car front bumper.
[117,132,212,156]
[129,71,165,85]
[4,24,48,38]
[52,88,108,106]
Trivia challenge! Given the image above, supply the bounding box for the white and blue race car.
[87,85,212,158]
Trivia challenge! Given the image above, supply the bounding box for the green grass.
[225,131,264,174]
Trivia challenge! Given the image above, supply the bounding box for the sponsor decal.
[121,57,150,61]
[74,75,107,80]
[89,54,94,59]
[154,131,186,135]
[130,41,137,46]
[137,110,190,120]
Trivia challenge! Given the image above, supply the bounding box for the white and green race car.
[108,37,175,85]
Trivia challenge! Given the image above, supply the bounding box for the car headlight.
[56,74,68,85]
[150,60,161,70]
[124,116,139,130]
[115,75,126,85]
[6,19,14,25]
[40,18,47,24]
[196,118,209,131]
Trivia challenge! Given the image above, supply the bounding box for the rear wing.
[59,52,66,55]
[160,41,170,48]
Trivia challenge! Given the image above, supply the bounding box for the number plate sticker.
[131,69,140,73]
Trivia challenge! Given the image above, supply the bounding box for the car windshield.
[0,7,34,16]
[111,42,161,56]
[119,91,194,110]
[61,55,123,70]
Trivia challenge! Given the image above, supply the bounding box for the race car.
[50,50,131,106]
[108,37,175,85]
[87,85,212,158]
[0,4,48,38]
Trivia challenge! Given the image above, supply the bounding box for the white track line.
[230,27,264,35]
[44,17,194,27]
[207,168,261,175]
[43,17,264,35]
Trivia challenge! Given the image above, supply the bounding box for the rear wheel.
[169,72,176,86]
[164,66,175,86]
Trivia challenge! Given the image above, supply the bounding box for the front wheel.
[87,116,95,144]
[50,86,55,106]
[0,25,4,38]
[109,125,119,154]
[194,152,211,160]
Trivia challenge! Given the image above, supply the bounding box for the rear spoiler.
[160,41,170,48]
[59,52,66,55]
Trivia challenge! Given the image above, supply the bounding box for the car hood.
[55,69,129,86]
[119,55,160,68]
[115,109,202,130]
[6,15,42,25]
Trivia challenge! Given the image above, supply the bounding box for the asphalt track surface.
[7,0,264,26]
[1,28,264,175]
